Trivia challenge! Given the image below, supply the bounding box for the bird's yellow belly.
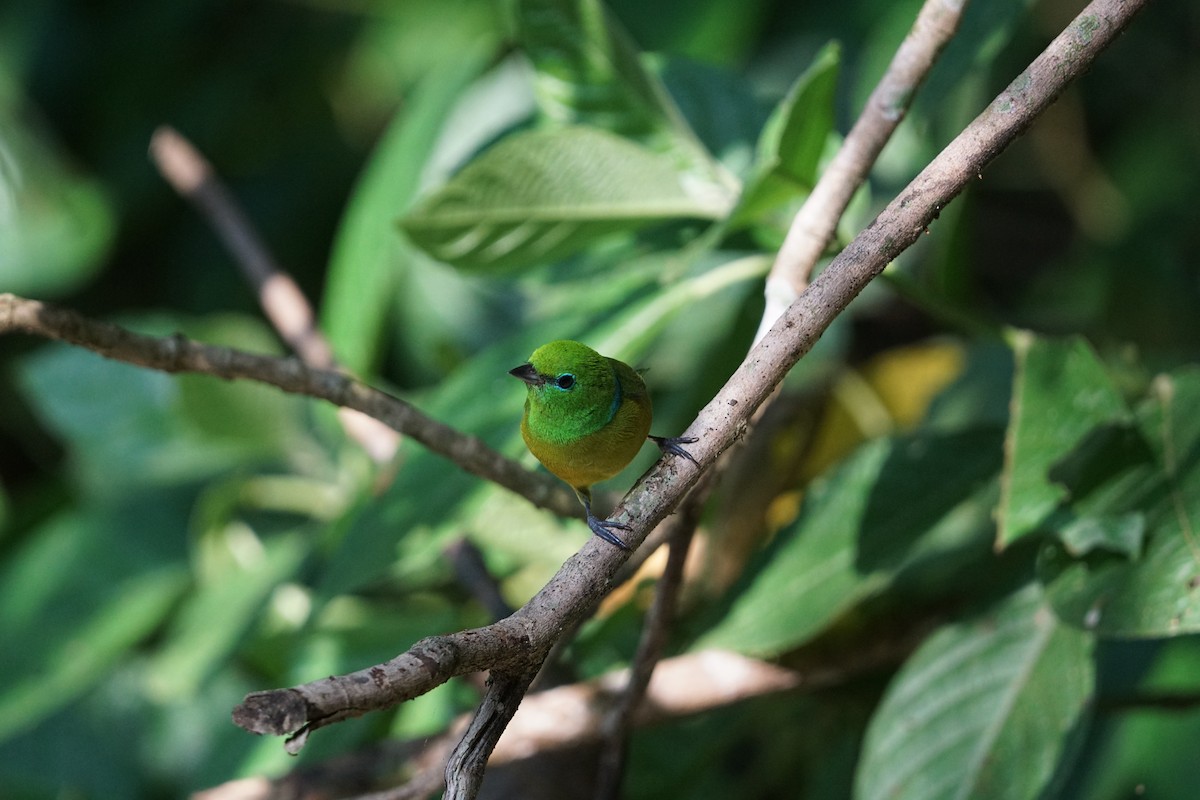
[522,403,651,490]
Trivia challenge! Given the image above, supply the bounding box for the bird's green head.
[509,340,618,437]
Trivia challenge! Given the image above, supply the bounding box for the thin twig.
[754,0,968,344]
[150,126,334,366]
[0,293,580,520]
[149,125,401,462]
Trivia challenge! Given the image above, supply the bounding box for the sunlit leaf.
[401,126,730,271]
[998,332,1130,548]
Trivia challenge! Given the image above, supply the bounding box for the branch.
[195,651,808,800]
[150,126,336,368]
[444,668,542,800]
[0,293,580,520]
[754,0,967,343]
[216,0,1146,759]
[150,125,401,463]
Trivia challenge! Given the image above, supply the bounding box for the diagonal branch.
[216,0,1149,755]
[150,125,401,463]
[150,126,336,369]
[0,293,579,520]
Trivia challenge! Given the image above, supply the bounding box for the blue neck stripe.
[606,361,622,424]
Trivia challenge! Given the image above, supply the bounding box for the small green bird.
[510,340,697,550]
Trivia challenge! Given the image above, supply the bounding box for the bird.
[510,340,697,550]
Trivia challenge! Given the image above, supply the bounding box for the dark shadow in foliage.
[855,426,1004,575]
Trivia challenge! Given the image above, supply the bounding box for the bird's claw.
[587,514,632,550]
[650,435,699,466]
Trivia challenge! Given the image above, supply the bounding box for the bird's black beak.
[509,363,544,385]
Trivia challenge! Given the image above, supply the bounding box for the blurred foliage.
[1,0,1198,798]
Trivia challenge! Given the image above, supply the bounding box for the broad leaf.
[515,0,690,144]
[0,506,190,743]
[697,427,1001,656]
[323,54,490,374]
[1039,369,1200,637]
[728,42,841,230]
[856,583,1094,800]
[998,332,1130,548]
[400,126,730,271]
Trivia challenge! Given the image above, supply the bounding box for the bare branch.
[0,293,580,520]
[444,669,542,800]
[150,126,334,367]
[195,651,809,800]
[755,0,968,343]
[150,125,401,462]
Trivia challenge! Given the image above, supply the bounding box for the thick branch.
[0,293,579,520]
[195,651,808,800]
[444,669,542,800]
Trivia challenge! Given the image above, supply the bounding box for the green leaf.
[728,41,841,230]
[0,506,190,743]
[515,0,690,144]
[1057,511,1145,559]
[1064,637,1200,799]
[322,53,491,374]
[146,532,310,698]
[998,332,1130,548]
[1039,369,1200,637]
[696,427,1002,656]
[400,126,730,271]
[17,315,304,496]
[855,583,1094,800]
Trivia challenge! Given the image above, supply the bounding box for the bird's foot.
[587,513,632,550]
[650,435,699,466]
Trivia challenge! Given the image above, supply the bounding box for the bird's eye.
[555,373,576,390]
